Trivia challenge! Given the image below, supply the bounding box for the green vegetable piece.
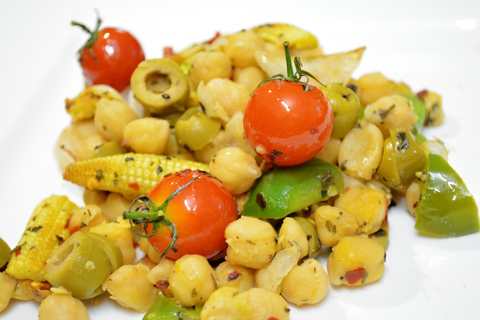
[0,238,11,269]
[94,141,127,158]
[144,294,200,320]
[415,154,479,237]
[44,231,120,299]
[242,159,344,219]
[175,107,221,151]
[404,94,427,129]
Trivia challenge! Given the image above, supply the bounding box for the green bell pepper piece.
[0,237,11,269]
[404,94,427,129]
[144,295,200,320]
[242,159,343,219]
[415,154,479,237]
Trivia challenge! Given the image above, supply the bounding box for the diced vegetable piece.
[242,159,343,219]
[252,23,318,49]
[44,231,120,299]
[38,294,89,320]
[6,195,77,281]
[90,220,135,264]
[415,154,479,237]
[328,236,385,287]
[377,130,427,191]
[144,294,200,320]
[175,107,221,151]
[0,273,16,312]
[277,218,309,258]
[293,217,321,257]
[63,153,208,198]
[0,238,11,269]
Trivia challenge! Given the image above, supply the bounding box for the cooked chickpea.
[197,78,250,123]
[233,66,266,93]
[281,258,329,306]
[225,216,277,269]
[328,236,385,287]
[338,121,384,180]
[235,288,290,320]
[122,117,170,154]
[406,181,421,216]
[103,264,157,312]
[69,205,105,231]
[277,217,309,258]
[363,95,417,136]
[355,72,411,106]
[99,193,130,221]
[90,219,136,264]
[147,258,174,295]
[0,273,16,313]
[316,138,341,164]
[214,261,254,292]
[313,205,359,247]
[201,287,240,320]
[189,51,232,87]
[83,189,108,206]
[335,186,388,235]
[224,31,264,67]
[255,246,301,293]
[209,147,261,194]
[94,98,138,142]
[38,294,89,320]
[169,255,216,306]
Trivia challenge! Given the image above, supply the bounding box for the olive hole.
[146,72,171,94]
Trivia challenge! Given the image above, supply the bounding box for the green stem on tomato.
[283,41,295,80]
[71,11,102,52]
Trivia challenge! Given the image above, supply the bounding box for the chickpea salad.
[1,15,479,320]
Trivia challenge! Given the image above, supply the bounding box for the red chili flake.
[268,317,279,320]
[68,225,80,234]
[163,46,174,57]
[345,267,367,285]
[128,182,140,191]
[227,271,240,281]
[206,31,221,44]
[14,246,22,256]
[154,280,170,295]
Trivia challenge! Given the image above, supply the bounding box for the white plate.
[1,0,479,319]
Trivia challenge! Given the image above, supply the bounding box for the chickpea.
[355,72,411,106]
[169,255,216,306]
[338,121,384,180]
[122,117,170,154]
[83,189,108,206]
[0,273,16,313]
[328,236,385,287]
[335,186,388,235]
[406,181,421,216]
[214,261,254,292]
[316,138,341,164]
[69,205,105,231]
[233,66,266,93]
[224,31,264,67]
[209,147,261,194]
[225,216,277,269]
[103,264,157,312]
[94,98,138,142]
[90,219,136,264]
[313,205,359,247]
[147,258,174,295]
[235,288,290,320]
[197,78,250,123]
[99,193,130,221]
[201,287,240,320]
[277,217,309,258]
[189,51,232,87]
[38,294,89,320]
[281,258,329,306]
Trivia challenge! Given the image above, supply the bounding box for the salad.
[0,14,478,320]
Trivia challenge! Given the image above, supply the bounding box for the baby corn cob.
[63,153,209,198]
[6,195,77,281]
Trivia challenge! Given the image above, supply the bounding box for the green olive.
[377,130,427,192]
[86,233,123,270]
[0,238,11,269]
[293,217,320,257]
[323,84,362,139]
[93,141,127,158]
[44,231,119,299]
[175,107,221,151]
[131,59,189,115]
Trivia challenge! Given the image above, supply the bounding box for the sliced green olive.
[93,141,127,158]
[293,217,320,257]
[131,59,188,115]
[44,232,117,299]
[377,130,427,192]
[86,232,123,270]
[0,238,11,269]
[175,107,221,151]
[323,84,362,139]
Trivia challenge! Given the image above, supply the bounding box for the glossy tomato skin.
[244,80,333,166]
[80,27,145,92]
[148,170,238,260]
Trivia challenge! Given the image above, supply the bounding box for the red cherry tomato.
[147,170,237,260]
[244,80,333,166]
[73,17,145,91]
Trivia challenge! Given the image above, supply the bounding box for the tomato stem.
[71,11,102,53]
[283,42,295,80]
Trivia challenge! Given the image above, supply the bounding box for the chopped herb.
[56,235,64,244]
[396,132,409,152]
[124,156,134,162]
[325,221,337,234]
[27,226,42,233]
[156,166,164,175]
[95,169,104,181]
[378,104,395,121]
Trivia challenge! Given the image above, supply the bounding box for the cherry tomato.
[73,16,145,91]
[244,80,333,166]
[147,170,237,260]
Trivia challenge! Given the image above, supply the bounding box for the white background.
[1,0,479,319]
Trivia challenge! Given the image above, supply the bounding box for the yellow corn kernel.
[6,196,77,281]
[63,153,209,198]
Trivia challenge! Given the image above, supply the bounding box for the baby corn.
[6,195,77,281]
[63,153,209,198]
